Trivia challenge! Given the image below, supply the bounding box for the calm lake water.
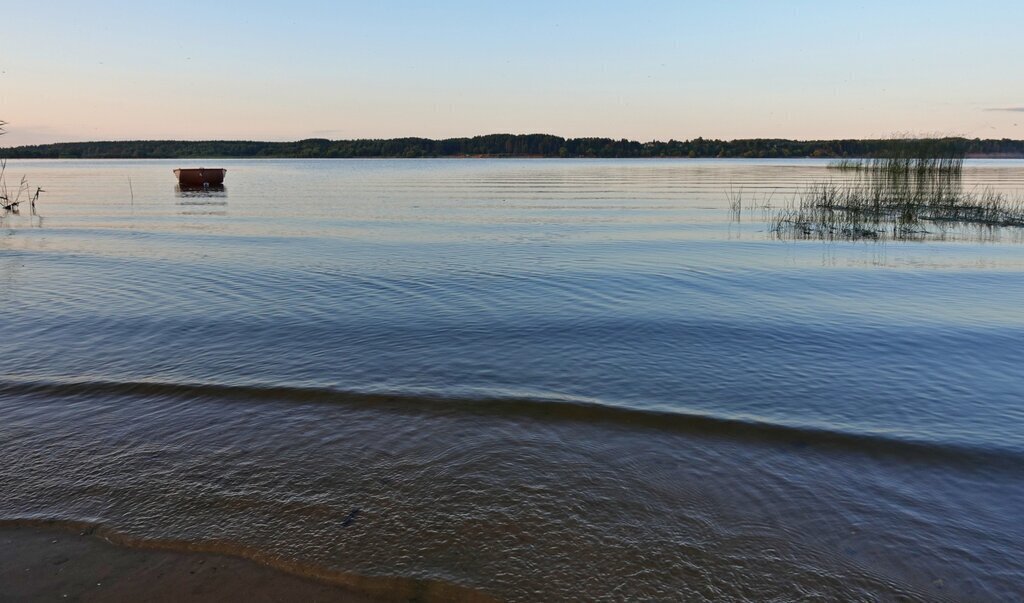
[1,159,1023,600]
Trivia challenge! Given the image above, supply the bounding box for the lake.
[1,158,1023,600]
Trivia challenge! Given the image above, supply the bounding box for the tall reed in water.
[772,138,1024,241]
[826,158,866,171]
[0,121,43,214]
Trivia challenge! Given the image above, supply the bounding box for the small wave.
[0,517,497,602]
[1,377,1018,467]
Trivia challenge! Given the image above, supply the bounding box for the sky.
[1,1,1023,145]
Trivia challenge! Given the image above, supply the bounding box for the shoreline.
[2,155,1024,161]
[0,520,496,602]
[3,134,1023,161]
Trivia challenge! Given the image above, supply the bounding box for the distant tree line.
[3,134,1023,159]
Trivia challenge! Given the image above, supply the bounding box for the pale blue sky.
[2,1,1022,144]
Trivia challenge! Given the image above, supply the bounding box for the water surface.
[2,159,1023,600]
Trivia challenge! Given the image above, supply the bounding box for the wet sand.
[0,525,391,602]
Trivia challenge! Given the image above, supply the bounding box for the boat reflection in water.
[175,184,227,198]
[175,184,227,215]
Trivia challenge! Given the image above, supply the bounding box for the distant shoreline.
[3,134,1023,160]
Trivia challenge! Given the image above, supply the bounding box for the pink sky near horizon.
[2,2,1022,146]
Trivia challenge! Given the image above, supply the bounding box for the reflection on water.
[175,184,227,197]
[0,201,43,228]
[1,159,1024,601]
[175,184,227,215]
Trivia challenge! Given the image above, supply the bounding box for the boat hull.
[174,168,226,186]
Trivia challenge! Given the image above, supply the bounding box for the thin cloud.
[985,107,1024,112]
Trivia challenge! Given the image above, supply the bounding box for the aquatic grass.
[0,159,42,213]
[771,184,1024,241]
[826,158,866,171]
[0,122,43,215]
[769,138,1024,241]
[728,187,777,222]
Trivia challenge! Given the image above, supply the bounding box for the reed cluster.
[826,158,866,171]
[772,139,1024,241]
[0,122,43,215]
[0,159,42,212]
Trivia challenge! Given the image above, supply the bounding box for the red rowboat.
[174,168,226,186]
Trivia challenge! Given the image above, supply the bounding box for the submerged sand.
[0,525,387,602]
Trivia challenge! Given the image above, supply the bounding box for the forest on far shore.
[4,134,1024,159]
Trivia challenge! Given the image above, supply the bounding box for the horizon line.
[5,133,1024,149]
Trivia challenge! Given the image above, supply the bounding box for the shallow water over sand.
[2,159,1023,600]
